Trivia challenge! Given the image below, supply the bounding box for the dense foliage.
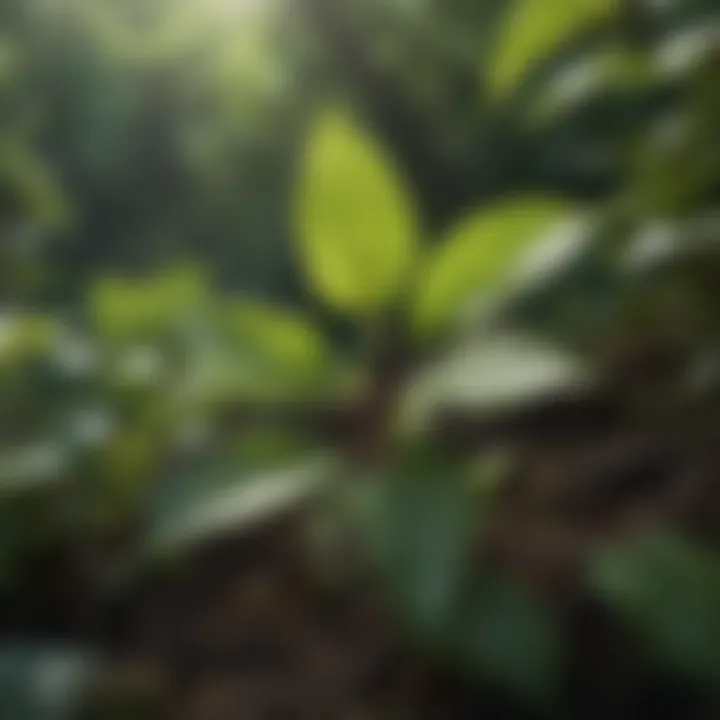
[0,0,719,717]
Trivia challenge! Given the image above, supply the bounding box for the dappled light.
[1,0,719,717]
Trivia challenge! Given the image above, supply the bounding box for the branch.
[214,391,628,458]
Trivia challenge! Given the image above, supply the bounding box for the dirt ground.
[3,362,720,719]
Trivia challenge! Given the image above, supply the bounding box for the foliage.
[0,0,719,716]
[591,533,720,688]
[0,646,91,720]
[487,0,617,99]
[296,111,417,315]
[412,198,573,335]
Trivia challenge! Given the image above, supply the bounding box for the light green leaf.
[399,333,587,433]
[224,301,331,380]
[295,111,418,315]
[0,645,92,720]
[655,23,720,79]
[487,0,617,99]
[413,199,571,336]
[148,455,337,556]
[590,533,720,688]
[89,265,208,339]
[0,314,59,367]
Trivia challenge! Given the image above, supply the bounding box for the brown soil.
[4,362,720,719]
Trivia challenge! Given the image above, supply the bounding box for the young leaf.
[413,198,570,336]
[89,266,208,340]
[295,111,418,316]
[590,533,720,689]
[487,0,617,99]
[224,301,331,381]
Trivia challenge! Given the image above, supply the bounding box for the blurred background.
[0,0,719,718]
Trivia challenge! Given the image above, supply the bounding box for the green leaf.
[223,301,331,380]
[358,457,476,637]
[527,46,655,126]
[192,302,359,404]
[399,333,587,432]
[353,459,559,706]
[590,533,720,689]
[147,455,337,557]
[468,450,517,500]
[0,442,70,496]
[0,39,16,88]
[413,199,571,336]
[89,265,208,339]
[0,645,92,720]
[496,216,630,352]
[487,0,617,99]
[0,314,59,367]
[0,142,72,231]
[295,111,418,315]
[450,575,561,706]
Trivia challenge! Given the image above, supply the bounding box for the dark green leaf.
[590,532,720,688]
[0,645,92,720]
[359,458,476,637]
[450,574,562,706]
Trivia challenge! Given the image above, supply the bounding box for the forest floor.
[3,364,720,719]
